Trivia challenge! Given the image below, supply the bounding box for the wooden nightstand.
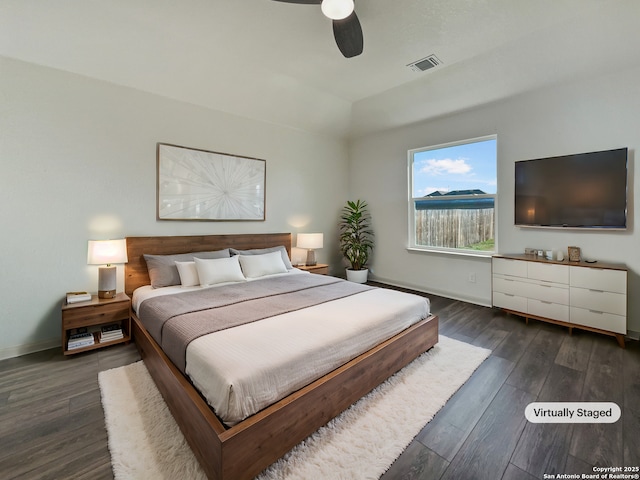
[296,263,329,275]
[61,292,131,355]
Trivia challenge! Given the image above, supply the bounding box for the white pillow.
[194,256,246,286]
[175,261,200,287]
[239,251,288,278]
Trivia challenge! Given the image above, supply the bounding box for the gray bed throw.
[138,274,374,373]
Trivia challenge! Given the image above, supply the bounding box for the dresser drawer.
[570,287,626,316]
[570,307,626,334]
[528,298,569,322]
[493,291,527,312]
[492,275,530,297]
[527,262,569,284]
[570,266,626,294]
[527,282,569,305]
[493,258,527,278]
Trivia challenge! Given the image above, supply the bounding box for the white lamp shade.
[87,239,128,265]
[296,233,324,250]
[321,0,354,20]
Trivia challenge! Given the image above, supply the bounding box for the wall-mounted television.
[514,148,628,229]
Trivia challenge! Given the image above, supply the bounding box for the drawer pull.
[588,289,604,293]
[589,310,604,315]
[541,301,552,305]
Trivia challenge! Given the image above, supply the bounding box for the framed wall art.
[157,143,266,221]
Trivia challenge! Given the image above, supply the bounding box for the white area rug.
[99,335,490,479]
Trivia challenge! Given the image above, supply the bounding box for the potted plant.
[339,199,374,283]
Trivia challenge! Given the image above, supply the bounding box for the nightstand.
[61,292,131,355]
[296,263,329,275]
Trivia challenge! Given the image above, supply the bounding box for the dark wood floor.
[1,288,638,480]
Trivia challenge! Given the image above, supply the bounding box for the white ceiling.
[2,0,640,139]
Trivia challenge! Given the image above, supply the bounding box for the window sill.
[406,247,494,259]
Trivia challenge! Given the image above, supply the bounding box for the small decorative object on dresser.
[568,246,581,262]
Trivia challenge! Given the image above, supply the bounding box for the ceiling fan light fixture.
[321,0,354,20]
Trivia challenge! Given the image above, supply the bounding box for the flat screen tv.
[514,148,628,229]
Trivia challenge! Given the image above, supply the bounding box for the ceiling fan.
[271,0,364,58]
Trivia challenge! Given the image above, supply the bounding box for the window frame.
[407,134,498,257]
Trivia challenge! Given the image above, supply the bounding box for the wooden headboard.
[125,233,291,296]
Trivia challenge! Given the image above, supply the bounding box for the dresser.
[492,254,627,347]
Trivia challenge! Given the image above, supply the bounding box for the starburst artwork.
[157,143,265,221]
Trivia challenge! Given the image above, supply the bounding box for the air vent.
[408,54,442,72]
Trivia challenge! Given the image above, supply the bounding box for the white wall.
[0,56,349,358]
[349,65,640,336]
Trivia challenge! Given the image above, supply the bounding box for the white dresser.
[492,254,627,347]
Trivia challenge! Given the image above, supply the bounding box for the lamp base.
[97,266,117,299]
[305,249,317,266]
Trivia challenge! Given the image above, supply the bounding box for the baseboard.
[626,330,640,341]
[0,338,61,361]
[370,275,492,308]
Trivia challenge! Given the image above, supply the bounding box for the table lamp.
[87,239,128,299]
[296,233,323,266]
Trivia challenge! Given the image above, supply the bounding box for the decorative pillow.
[194,256,246,286]
[175,261,200,287]
[238,251,288,278]
[230,245,293,270]
[144,249,230,288]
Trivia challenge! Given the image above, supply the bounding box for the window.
[408,135,497,254]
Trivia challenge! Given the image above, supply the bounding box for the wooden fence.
[415,208,494,249]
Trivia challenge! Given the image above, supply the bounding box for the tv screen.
[514,148,628,229]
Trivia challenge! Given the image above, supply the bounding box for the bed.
[126,233,438,480]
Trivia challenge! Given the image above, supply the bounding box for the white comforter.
[134,272,430,426]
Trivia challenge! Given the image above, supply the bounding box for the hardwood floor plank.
[381,442,449,480]
[491,315,541,363]
[554,330,595,372]
[510,364,585,477]
[439,383,535,480]
[416,354,515,461]
[502,463,539,480]
[505,328,565,396]
[570,337,624,467]
[623,341,640,466]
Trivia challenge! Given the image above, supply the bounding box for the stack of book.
[66,291,92,304]
[100,323,124,343]
[68,332,95,350]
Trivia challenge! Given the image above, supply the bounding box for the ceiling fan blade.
[270,0,321,4]
[333,11,363,58]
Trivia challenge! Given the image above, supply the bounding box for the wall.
[0,56,348,359]
[349,65,640,336]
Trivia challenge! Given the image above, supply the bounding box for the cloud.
[419,158,472,176]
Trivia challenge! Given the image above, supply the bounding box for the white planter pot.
[346,268,368,283]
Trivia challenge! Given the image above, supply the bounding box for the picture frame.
[568,246,581,262]
[157,143,266,221]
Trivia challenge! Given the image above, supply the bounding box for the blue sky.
[412,138,497,197]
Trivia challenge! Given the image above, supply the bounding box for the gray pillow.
[144,249,230,288]
[230,245,293,270]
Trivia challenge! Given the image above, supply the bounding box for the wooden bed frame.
[125,233,439,480]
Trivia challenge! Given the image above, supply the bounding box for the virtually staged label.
[525,402,621,423]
